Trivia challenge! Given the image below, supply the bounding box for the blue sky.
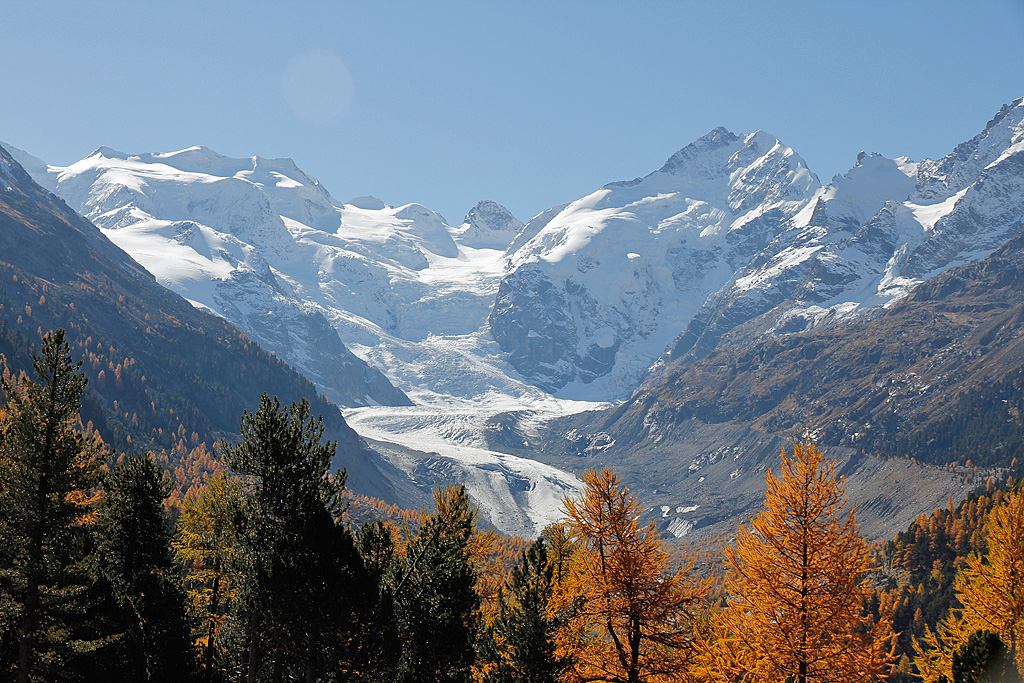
[3,1,1023,224]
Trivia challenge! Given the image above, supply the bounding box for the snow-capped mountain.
[494,98,1024,397]
[491,128,820,397]
[668,97,1024,364]
[3,143,412,409]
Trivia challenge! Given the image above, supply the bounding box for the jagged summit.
[453,199,523,249]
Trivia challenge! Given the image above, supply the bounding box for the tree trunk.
[16,569,38,683]
[245,618,259,683]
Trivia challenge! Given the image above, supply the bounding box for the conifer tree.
[557,467,706,683]
[388,485,480,683]
[354,520,401,680]
[87,453,197,683]
[540,522,575,588]
[480,539,568,683]
[0,329,103,683]
[224,394,368,682]
[723,439,895,683]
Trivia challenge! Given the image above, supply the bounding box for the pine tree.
[723,439,895,683]
[354,520,401,681]
[173,470,243,675]
[87,453,197,682]
[0,329,103,682]
[556,467,706,683]
[480,539,568,683]
[224,393,368,682]
[388,485,480,683]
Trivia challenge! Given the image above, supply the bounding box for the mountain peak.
[90,145,127,160]
[455,200,523,249]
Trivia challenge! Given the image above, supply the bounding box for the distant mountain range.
[3,96,1023,540]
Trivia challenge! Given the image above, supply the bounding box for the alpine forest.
[2,328,1023,682]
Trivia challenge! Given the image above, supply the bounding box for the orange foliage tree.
[916,486,1024,680]
[556,467,707,683]
[721,439,895,683]
[172,471,243,673]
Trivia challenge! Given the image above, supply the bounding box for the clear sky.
[3,1,1023,225]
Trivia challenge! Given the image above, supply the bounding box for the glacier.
[4,96,1023,536]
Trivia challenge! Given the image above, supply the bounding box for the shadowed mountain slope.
[0,143,398,500]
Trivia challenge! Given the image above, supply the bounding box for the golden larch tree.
[911,610,972,683]
[172,471,243,672]
[723,439,895,683]
[954,486,1024,674]
[556,467,707,683]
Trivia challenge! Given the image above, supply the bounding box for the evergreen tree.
[354,520,401,680]
[225,393,368,682]
[87,453,197,682]
[389,485,480,683]
[722,439,896,683]
[481,539,568,683]
[0,329,103,682]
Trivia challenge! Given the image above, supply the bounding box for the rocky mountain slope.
[493,98,1024,400]
[617,227,1024,469]
[0,143,403,501]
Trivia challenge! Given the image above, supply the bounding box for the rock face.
[492,99,1024,400]
[490,128,820,397]
[629,229,1024,466]
[4,143,414,408]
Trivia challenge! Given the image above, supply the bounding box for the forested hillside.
[0,143,396,501]
[4,338,1019,682]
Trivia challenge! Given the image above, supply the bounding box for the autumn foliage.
[718,440,896,683]
[914,487,1024,680]
[556,468,707,683]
